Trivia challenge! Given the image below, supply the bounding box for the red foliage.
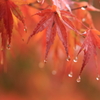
[0,0,25,49]
[0,0,100,80]
[77,29,100,76]
[28,5,80,60]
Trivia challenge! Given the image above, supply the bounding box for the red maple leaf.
[0,0,26,67]
[28,5,79,60]
[0,0,25,49]
[77,29,100,76]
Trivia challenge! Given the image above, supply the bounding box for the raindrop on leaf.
[68,71,73,77]
[96,75,100,81]
[24,26,27,32]
[73,57,78,62]
[6,44,10,50]
[82,18,86,22]
[66,55,71,61]
[81,7,86,10]
[37,0,41,3]
[82,31,86,35]
[44,59,47,63]
[76,76,81,83]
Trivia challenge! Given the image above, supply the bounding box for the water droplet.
[81,7,86,10]
[68,71,73,77]
[66,56,71,61]
[73,57,78,62]
[96,77,99,81]
[37,0,41,3]
[96,75,100,81]
[82,31,86,35]
[82,18,86,22]
[24,28,27,32]
[44,59,47,63]
[76,76,81,83]
[24,26,27,32]
[52,70,57,75]
[6,44,10,50]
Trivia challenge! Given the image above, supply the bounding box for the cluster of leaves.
[0,0,100,80]
[0,0,26,69]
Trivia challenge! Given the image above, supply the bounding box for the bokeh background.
[0,0,100,100]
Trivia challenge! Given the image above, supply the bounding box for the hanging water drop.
[37,0,41,3]
[82,18,86,22]
[96,75,100,81]
[81,7,86,10]
[24,26,27,32]
[44,59,47,63]
[6,44,10,50]
[66,56,71,61]
[82,31,86,35]
[96,77,99,81]
[24,28,27,32]
[76,76,81,83]
[68,71,73,77]
[73,57,78,62]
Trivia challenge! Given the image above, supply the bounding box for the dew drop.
[82,31,86,35]
[76,76,81,83]
[66,56,71,61]
[52,70,57,75]
[37,0,41,3]
[24,28,27,32]
[96,75,100,81]
[24,26,27,32]
[68,71,73,77]
[6,44,10,50]
[73,57,78,63]
[81,7,86,10]
[82,18,86,22]
[96,77,99,81]
[44,59,47,63]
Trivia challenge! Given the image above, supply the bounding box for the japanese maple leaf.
[77,29,100,76]
[28,5,79,60]
[0,0,25,49]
